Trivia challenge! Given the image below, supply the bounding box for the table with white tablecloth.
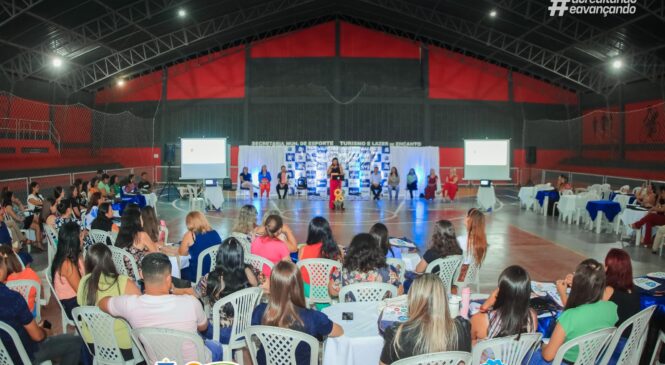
[168,255,190,279]
[401,252,421,272]
[322,301,384,365]
[622,208,649,245]
[203,186,224,210]
[476,186,496,212]
[518,187,536,209]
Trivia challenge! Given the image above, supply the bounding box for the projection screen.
[180,138,227,179]
[464,139,511,180]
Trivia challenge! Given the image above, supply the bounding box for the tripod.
[158,163,178,201]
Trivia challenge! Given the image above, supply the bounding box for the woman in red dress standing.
[424,168,438,201]
[443,168,459,202]
[327,158,344,210]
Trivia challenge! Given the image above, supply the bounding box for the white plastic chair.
[72,306,141,365]
[245,326,319,365]
[43,225,58,265]
[6,279,42,323]
[471,333,542,365]
[212,287,263,363]
[0,321,52,365]
[187,185,205,212]
[196,245,220,283]
[453,260,480,293]
[339,282,397,302]
[600,184,612,199]
[231,232,252,254]
[89,229,112,245]
[386,258,406,282]
[244,254,274,275]
[131,327,210,365]
[599,305,656,365]
[426,255,463,292]
[551,327,616,365]
[649,330,665,365]
[108,246,141,283]
[44,269,76,333]
[297,258,341,306]
[392,351,471,365]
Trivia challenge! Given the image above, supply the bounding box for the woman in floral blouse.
[330,233,403,300]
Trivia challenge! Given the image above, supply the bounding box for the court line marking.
[269,200,282,215]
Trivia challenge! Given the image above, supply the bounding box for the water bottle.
[460,287,471,319]
[159,220,166,243]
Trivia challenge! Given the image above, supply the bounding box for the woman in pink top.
[251,215,292,277]
[51,221,84,320]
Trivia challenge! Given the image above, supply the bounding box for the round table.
[203,186,224,210]
[321,301,384,365]
[518,187,536,209]
[622,208,649,245]
[476,186,496,212]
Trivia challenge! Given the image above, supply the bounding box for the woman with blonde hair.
[178,211,222,281]
[380,273,471,364]
[251,261,343,365]
[232,204,258,239]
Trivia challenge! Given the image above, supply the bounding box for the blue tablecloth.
[609,192,636,204]
[586,200,622,221]
[535,190,559,207]
[117,195,147,215]
[637,276,665,316]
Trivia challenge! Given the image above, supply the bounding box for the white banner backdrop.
[238,146,288,187]
[388,146,440,195]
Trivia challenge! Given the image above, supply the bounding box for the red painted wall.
[53,105,92,144]
[625,100,665,144]
[95,71,163,104]
[512,73,578,105]
[97,147,156,167]
[581,107,620,146]
[429,47,509,101]
[250,23,335,58]
[340,22,420,59]
[167,48,246,100]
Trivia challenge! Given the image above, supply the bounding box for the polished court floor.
[35,186,665,334]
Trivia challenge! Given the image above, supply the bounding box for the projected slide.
[181,138,227,179]
[464,139,510,180]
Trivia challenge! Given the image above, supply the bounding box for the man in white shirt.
[99,253,222,363]
[370,166,383,200]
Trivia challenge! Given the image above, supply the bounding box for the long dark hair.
[51,221,82,280]
[40,197,56,222]
[93,203,114,229]
[82,243,120,305]
[565,259,606,310]
[205,238,249,304]
[29,181,39,195]
[141,206,160,242]
[115,209,143,249]
[2,190,13,207]
[492,265,534,338]
[262,260,306,328]
[306,217,340,260]
[87,192,102,210]
[344,233,386,273]
[428,220,463,257]
[109,175,118,186]
[369,222,394,258]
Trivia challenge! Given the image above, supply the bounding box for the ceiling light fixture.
[612,59,623,69]
[177,8,186,18]
[117,79,125,87]
[489,10,497,17]
[52,57,63,68]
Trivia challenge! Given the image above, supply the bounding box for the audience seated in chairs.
[98,252,223,363]
[380,273,471,364]
[239,167,255,198]
[196,237,258,343]
[0,247,82,365]
[370,222,402,259]
[77,243,141,362]
[178,211,222,282]
[415,220,463,274]
[1,245,41,315]
[3,190,43,250]
[251,260,344,365]
[406,168,418,199]
[251,215,295,277]
[299,217,343,304]
[330,233,403,299]
[51,221,84,321]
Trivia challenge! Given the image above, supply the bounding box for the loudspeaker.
[526,146,537,164]
[164,143,176,165]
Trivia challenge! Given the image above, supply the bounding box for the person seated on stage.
[137,172,152,193]
[406,168,418,199]
[636,183,657,208]
[276,165,289,199]
[251,261,343,365]
[414,220,463,274]
[472,265,537,345]
[380,273,471,365]
[631,186,665,247]
[424,169,438,201]
[178,211,222,282]
[99,253,222,363]
[329,233,403,300]
[239,167,254,198]
[556,174,572,193]
[251,215,293,277]
[532,259,617,365]
[370,166,383,200]
[122,174,137,195]
[258,165,272,199]
[98,174,112,198]
[387,167,400,200]
[443,168,459,202]
[370,222,401,259]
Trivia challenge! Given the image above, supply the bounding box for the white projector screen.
[464,139,510,180]
[180,138,227,179]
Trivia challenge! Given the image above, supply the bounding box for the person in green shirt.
[97,174,112,198]
[534,259,618,364]
[109,175,122,197]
